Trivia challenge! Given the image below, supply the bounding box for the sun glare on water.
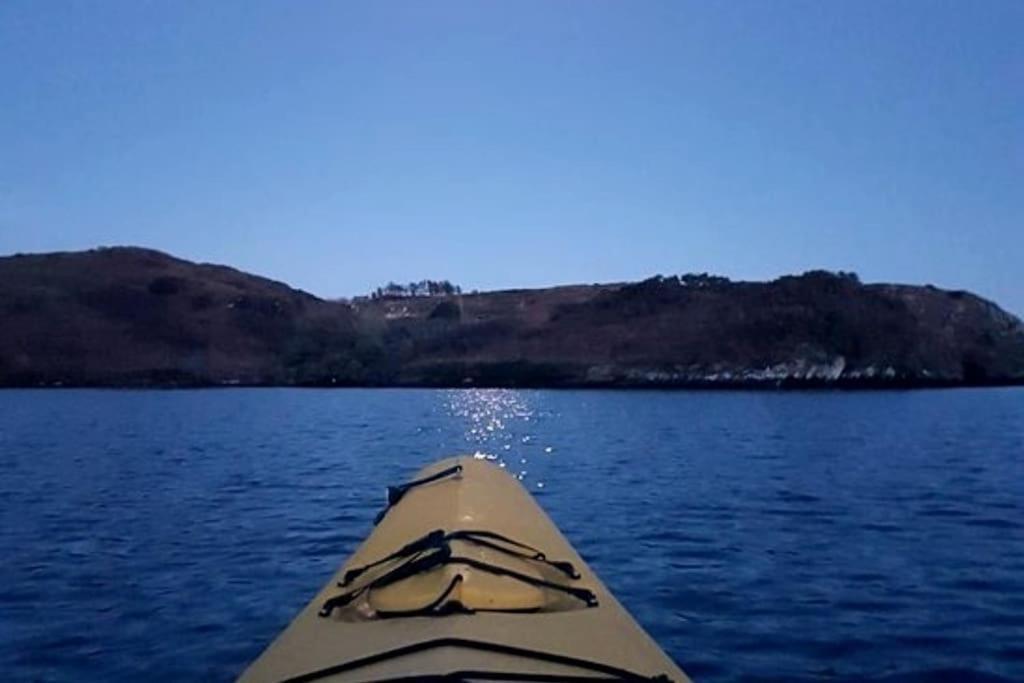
[444,389,554,490]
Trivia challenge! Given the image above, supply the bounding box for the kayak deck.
[239,457,690,682]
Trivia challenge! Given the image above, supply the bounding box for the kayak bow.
[239,457,690,682]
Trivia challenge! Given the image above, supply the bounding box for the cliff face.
[1,249,1022,388]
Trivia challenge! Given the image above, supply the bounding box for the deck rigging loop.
[374,464,463,525]
[341,528,579,588]
[318,531,596,618]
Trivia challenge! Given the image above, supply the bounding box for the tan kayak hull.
[239,457,690,682]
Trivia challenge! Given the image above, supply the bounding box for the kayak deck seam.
[278,637,677,683]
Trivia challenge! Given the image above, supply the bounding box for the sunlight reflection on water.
[444,389,552,489]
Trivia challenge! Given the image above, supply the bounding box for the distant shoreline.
[3,247,1023,390]
[3,377,1023,391]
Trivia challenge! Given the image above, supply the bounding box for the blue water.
[1,389,1023,682]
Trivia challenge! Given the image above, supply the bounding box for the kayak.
[239,457,690,682]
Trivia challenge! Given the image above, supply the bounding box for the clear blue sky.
[1,1,1021,312]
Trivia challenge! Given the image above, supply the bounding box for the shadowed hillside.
[1,248,1022,388]
[0,248,359,386]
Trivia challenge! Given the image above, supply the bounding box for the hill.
[0,248,357,386]
[1,248,1022,388]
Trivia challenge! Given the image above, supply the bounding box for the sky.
[1,1,1021,312]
